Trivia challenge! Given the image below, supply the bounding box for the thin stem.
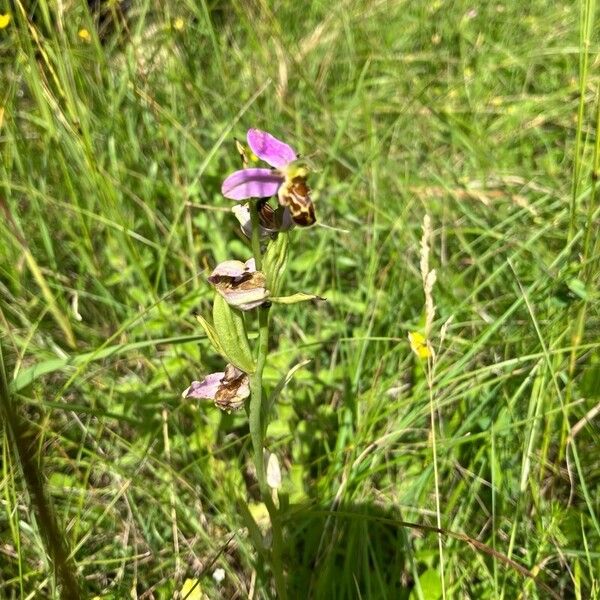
[250,201,263,271]
[247,200,287,598]
[0,342,82,599]
[265,491,287,599]
[249,307,269,492]
[427,357,446,600]
[248,199,266,489]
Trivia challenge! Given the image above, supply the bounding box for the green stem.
[249,307,269,492]
[247,201,287,598]
[248,199,266,490]
[265,491,287,599]
[250,201,263,271]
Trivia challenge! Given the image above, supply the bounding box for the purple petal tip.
[247,129,297,169]
[182,372,224,400]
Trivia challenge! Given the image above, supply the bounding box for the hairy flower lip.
[208,258,269,311]
[231,203,294,238]
[183,364,249,411]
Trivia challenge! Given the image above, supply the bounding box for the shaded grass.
[1,0,599,598]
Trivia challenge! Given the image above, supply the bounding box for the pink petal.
[221,168,283,201]
[209,260,247,280]
[182,372,225,399]
[247,129,297,169]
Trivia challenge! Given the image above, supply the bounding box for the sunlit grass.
[1,0,599,598]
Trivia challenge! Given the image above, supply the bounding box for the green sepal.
[212,294,256,373]
[263,232,289,296]
[238,500,268,552]
[269,293,324,304]
[195,314,227,358]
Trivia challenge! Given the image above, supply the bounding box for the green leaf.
[567,278,588,300]
[212,294,256,373]
[409,569,442,600]
[581,354,600,399]
[263,232,289,295]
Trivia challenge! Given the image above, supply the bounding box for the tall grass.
[1,0,599,597]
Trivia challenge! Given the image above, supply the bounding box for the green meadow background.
[1,0,599,598]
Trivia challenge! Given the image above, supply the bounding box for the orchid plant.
[183,128,319,597]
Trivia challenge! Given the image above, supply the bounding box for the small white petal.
[265,451,282,489]
[212,568,226,583]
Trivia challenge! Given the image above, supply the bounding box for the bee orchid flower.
[183,364,250,411]
[222,129,316,227]
[208,258,269,310]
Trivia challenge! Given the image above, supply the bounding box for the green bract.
[262,232,289,296]
[212,294,256,373]
[196,297,256,374]
[269,293,323,304]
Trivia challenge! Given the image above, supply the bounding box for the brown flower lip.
[278,176,316,227]
[231,201,295,238]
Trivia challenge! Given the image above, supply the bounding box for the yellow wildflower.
[179,579,202,600]
[0,13,11,29]
[78,28,91,42]
[173,17,185,31]
[408,331,432,359]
